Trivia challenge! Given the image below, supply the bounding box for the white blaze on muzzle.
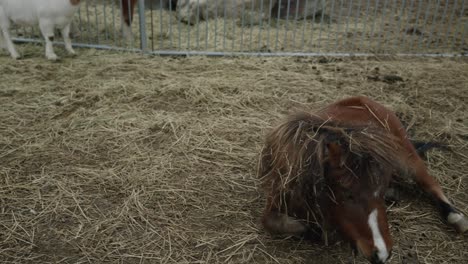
[368,209,389,262]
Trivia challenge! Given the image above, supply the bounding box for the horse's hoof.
[448,212,468,233]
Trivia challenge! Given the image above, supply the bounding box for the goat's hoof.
[10,54,20,60]
[448,213,468,233]
[47,54,58,61]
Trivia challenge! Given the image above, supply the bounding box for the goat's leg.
[0,11,20,59]
[410,156,468,233]
[38,19,58,60]
[61,23,75,55]
[0,31,4,49]
[0,28,19,59]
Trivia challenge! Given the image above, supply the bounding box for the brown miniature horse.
[258,96,467,264]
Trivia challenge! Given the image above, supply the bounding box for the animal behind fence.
[258,96,467,264]
[0,0,81,60]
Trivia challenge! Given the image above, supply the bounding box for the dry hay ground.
[0,46,467,264]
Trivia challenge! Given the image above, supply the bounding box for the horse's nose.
[370,249,391,264]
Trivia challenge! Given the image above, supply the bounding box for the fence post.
[138,0,148,52]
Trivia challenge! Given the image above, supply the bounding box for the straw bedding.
[0,47,467,263]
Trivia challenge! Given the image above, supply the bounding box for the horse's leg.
[262,211,308,236]
[409,155,468,233]
[121,0,137,40]
[261,196,308,237]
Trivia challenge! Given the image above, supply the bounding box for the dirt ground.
[0,45,467,263]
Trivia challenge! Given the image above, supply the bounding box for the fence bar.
[291,0,300,50]
[433,0,450,50]
[368,0,380,52]
[343,0,353,52]
[283,0,292,51]
[232,2,237,51]
[449,0,466,52]
[94,1,99,44]
[13,36,466,57]
[352,0,363,52]
[213,0,218,51]
[249,0,255,51]
[400,0,414,52]
[187,2,192,50]
[393,0,407,52]
[425,0,442,50]
[461,21,467,52]
[307,0,318,52]
[223,1,227,50]
[376,0,388,51]
[103,0,108,41]
[196,0,201,50]
[334,0,345,52]
[138,0,147,51]
[8,0,467,57]
[205,0,209,51]
[258,0,265,51]
[416,0,433,50]
[169,0,173,48]
[85,0,91,43]
[111,0,117,47]
[240,0,246,51]
[406,0,422,52]
[300,0,309,51]
[266,0,273,50]
[148,0,153,50]
[326,0,336,52]
[275,0,282,51]
[158,0,162,50]
[360,0,371,52]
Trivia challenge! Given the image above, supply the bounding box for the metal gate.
[10,0,468,57]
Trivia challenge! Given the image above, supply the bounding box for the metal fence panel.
[9,0,468,56]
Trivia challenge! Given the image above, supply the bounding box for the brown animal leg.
[410,156,468,233]
[121,0,137,39]
[261,195,309,238]
[262,211,308,237]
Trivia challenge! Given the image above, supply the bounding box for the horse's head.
[323,141,393,264]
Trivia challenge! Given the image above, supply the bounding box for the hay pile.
[0,47,467,263]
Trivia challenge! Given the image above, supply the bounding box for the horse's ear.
[325,141,343,168]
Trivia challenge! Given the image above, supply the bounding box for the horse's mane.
[258,111,409,208]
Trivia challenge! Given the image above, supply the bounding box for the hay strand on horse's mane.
[258,111,409,192]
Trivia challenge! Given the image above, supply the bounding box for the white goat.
[0,0,81,60]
